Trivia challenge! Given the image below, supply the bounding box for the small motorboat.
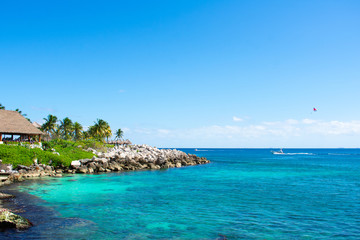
[271,149,284,155]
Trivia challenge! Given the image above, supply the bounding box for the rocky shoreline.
[0,145,209,230]
[2,145,209,183]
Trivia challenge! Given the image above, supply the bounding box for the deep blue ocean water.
[1,149,360,239]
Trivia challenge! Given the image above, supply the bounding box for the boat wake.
[273,152,360,156]
[281,153,314,155]
[271,150,314,155]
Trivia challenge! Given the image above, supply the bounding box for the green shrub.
[0,141,94,168]
[0,139,118,168]
[73,139,110,152]
[0,145,64,167]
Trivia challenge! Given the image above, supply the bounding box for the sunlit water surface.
[1,149,360,239]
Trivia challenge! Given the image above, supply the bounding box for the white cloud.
[302,118,317,124]
[125,119,360,148]
[158,129,170,135]
[286,119,299,125]
[134,128,152,134]
[232,116,243,122]
[307,120,360,135]
[263,121,280,126]
[122,127,130,132]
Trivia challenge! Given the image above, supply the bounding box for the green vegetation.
[1,105,125,143]
[87,119,112,142]
[41,115,115,143]
[42,114,58,136]
[0,144,66,167]
[59,117,74,140]
[0,106,127,167]
[0,139,112,167]
[73,122,83,141]
[115,128,124,140]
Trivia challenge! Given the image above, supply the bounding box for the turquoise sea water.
[2,149,360,239]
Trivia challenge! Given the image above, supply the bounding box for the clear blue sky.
[1,0,360,147]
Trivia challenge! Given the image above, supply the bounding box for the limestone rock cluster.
[0,164,61,187]
[0,145,209,186]
[71,145,209,174]
[0,208,33,229]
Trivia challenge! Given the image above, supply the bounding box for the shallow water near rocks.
[1,149,360,239]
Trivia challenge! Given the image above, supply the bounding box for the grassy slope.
[0,139,107,167]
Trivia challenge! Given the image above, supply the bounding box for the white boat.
[271,149,284,155]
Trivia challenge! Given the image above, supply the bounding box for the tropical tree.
[88,124,102,139]
[52,127,62,140]
[104,124,112,142]
[88,119,112,142]
[82,130,90,140]
[41,115,58,138]
[73,122,83,141]
[0,103,5,109]
[115,129,124,140]
[59,117,74,140]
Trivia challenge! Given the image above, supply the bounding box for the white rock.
[71,160,81,167]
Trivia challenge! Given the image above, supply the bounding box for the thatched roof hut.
[107,139,132,146]
[32,122,42,129]
[0,110,43,142]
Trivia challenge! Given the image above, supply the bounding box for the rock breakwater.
[72,145,210,174]
[0,145,209,185]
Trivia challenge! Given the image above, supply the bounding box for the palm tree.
[82,130,90,140]
[88,121,103,139]
[87,125,96,139]
[88,119,112,142]
[52,127,62,139]
[0,103,5,110]
[41,115,58,138]
[104,124,112,142]
[115,129,124,140]
[73,122,83,141]
[59,117,74,140]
